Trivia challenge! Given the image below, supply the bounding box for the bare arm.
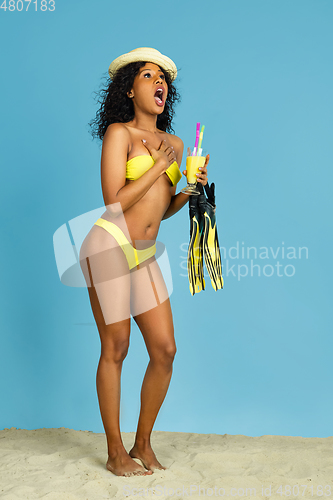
[162,192,190,220]
[116,163,165,213]
[162,136,190,220]
[100,123,167,214]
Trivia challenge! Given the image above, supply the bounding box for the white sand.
[0,428,332,499]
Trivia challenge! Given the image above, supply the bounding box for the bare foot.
[129,443,166,472]
[106,450,153,477]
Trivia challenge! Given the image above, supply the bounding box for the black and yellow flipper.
[198,182,224,291]
[187,192,205,295]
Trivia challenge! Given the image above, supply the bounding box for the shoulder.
[104,122,131,136]
[100,123,132,165]
[163,131,184,155]
[171,134,184,150]
[104,122,131,143]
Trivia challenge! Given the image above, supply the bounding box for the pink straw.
[192,122,200,155]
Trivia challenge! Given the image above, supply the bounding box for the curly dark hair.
[88,61,181,143]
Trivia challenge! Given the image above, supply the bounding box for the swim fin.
[187,191,205,295]
[198,182,224,291]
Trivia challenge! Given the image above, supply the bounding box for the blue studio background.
[1,0,332,438]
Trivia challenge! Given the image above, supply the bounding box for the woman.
[79,47,209,477]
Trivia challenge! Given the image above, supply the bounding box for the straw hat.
[108,47,177,82]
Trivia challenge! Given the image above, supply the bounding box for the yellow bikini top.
[126,155,182,186]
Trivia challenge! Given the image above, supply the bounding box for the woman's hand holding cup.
[182,149,210,187]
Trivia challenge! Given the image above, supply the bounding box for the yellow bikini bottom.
[94,218,156,270]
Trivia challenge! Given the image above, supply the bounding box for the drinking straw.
[197,125,205,155]
[192,122,200,156]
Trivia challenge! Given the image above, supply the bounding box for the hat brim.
[108,47,177,82]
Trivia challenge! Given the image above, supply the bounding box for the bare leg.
[129,277,176,471]
[79,233,153,477]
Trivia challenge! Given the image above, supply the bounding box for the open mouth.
[154,88,164,106]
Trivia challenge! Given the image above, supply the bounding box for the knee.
[101,338,130,363]
[162,343,177,366]
[152,343,177,367]
[114,340,130,363]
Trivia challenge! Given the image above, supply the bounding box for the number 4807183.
[0,0,55,11]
